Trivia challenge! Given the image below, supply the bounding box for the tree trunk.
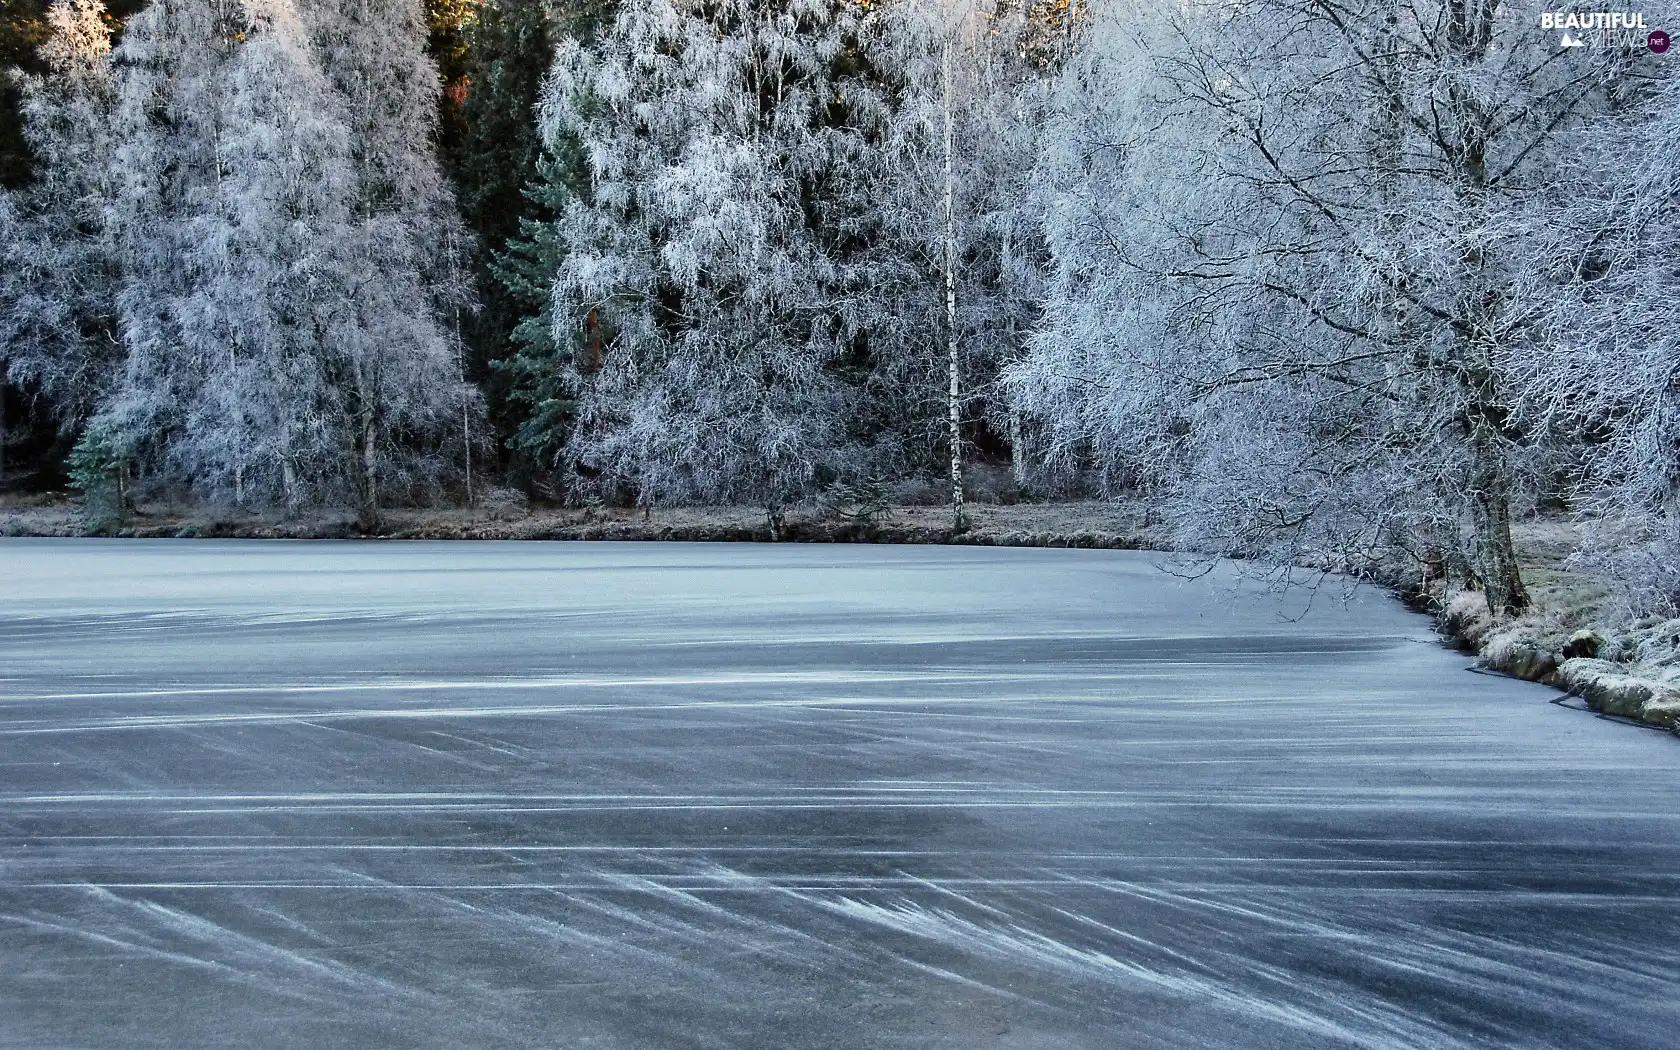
[462,399,473,508]
[1468,410,1528,616]
[943,40,965,534]
[1439,13,1521,615]
[358,408,380,532]
[347,357,381,532]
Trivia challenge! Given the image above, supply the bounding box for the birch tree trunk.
[351,354,380,531]
[461,337,473,507]
[943,39,965,534]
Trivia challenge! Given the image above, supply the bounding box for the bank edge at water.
[1430,590,1680,733]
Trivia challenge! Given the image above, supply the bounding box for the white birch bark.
[943,38,965,533]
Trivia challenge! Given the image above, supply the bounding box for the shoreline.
[4,497,1675,733]
[0,499,1167,547]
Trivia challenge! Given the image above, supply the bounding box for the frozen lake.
[2,539,1677,1049]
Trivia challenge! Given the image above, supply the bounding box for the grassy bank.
[1431,519,1680,732]
[0,493,1165,548]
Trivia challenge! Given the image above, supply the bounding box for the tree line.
[2,0,1678,613]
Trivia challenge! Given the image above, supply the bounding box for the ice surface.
[1,539,1677,1048]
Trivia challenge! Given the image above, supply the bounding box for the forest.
[2,0,1679,617]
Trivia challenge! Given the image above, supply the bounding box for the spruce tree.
[444,0,556,476]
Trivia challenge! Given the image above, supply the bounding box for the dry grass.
[0,493,1167,548]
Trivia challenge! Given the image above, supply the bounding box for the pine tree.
[444,0,610,482]
[1,0,52,191]
[495,150,585,479]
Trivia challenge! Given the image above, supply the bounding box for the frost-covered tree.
[1009,0,1628,611]
[102,0,355,507]
[1515,51,1680,612]
[97,0,477,519]
[536,0,885,518]
[0,0,119,427]
[299,0,481,518]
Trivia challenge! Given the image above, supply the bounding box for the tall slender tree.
[873,0,1046,515]
[298,0,481,522]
